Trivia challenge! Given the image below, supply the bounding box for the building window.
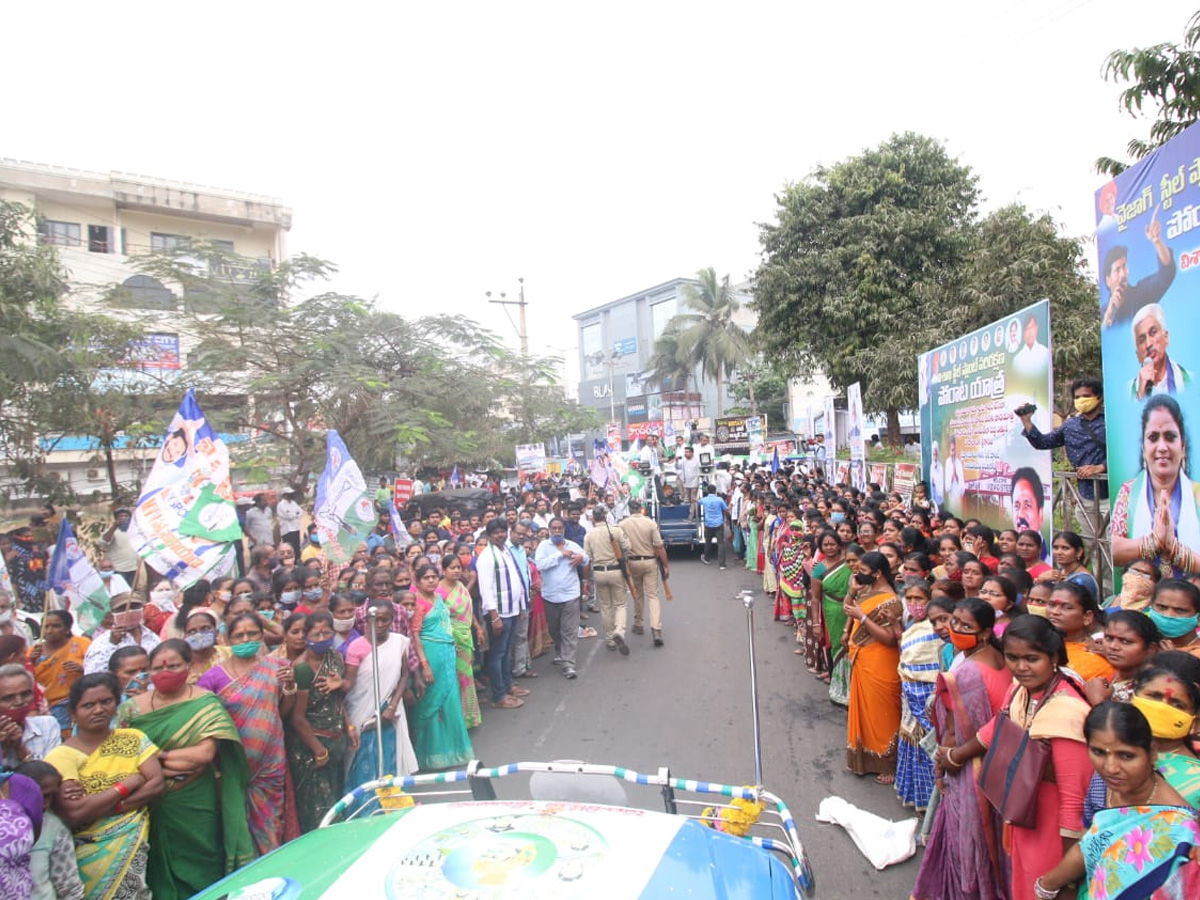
[38,220,81,247]
[114,274,177,311]
[211,239,235,253]
[651,298,677,340]
[151,232,190,252]
[88,225,112,254]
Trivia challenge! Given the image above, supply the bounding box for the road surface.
[469,546,923,897]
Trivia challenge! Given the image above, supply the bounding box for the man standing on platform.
[620,499,669,647]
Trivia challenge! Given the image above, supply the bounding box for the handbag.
[977,688,1053,828]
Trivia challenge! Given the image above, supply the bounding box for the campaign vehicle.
[189,598,814,900]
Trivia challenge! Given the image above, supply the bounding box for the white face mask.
[332,617,356,633]
[0,610,12,625]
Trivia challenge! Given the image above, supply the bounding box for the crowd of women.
[735,461,1200,900]
[0,489,596,900]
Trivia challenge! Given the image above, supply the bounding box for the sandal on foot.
[492,696,524,709]
[874,774,895,785]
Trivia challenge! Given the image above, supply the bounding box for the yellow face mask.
[1132,695,1196,741]
[1074,396,1101,415]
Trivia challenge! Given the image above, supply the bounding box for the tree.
[675,267,750,416]
[725,359,788,427]
[753,133,978,443]
[0,200,160,501]
[955,204,1102,412]
[1097,11,1200,176]
[643,321,692,395]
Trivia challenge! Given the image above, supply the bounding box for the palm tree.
[676,267,750,416]
[643,321,691,395]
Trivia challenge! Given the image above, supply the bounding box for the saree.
[911,660,1011,900]
[1066,641,1117,682]
[288,651,349,834]
[0,772,41,900]
[411,597,474,771]
[846,591,903,776]
[1081,805,1200,900]
[776,524,807,620]
[822,562,853,705]
[33,636,90,734]
[1159,751,1200,809]
[895,620,941,811]
[124,693,255,900]
[762,514,780,594]
[745,515,760,572]
[45,729,158,900]
[345,634,418,785]
[437,581,481,729]
[211,659,291,856]
[526,564,553,660]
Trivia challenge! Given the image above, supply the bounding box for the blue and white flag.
[314,430,376,565]
[388,494,413,550]
[128,390,241,588]
[48,519,111,635]
[449,464,461,486]
[771,446,780,474]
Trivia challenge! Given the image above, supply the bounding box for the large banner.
[1095,122,1200,573]
[847,382,866,490]
[128,389,240,587]
[918,300,1054,546]
[715,415,768,454]
[893,463,917,501]
[515,443,547,477]
[314,430,376,566]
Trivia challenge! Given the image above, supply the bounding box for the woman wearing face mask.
[1038,702,1200,900]
[977,574,1021,637]
[328,595,362,660]
[895,579,940,812]
[297,569,326,613]
[808,532,849,683]
[181,609,228,684]
[197,613,298,855]
[1108,560,1160,611]
[1081,653,1200,830]
[936,617,1093,900]
[118,640,254,900]
[286,612,355,834]
[271,567,303,618]
[160,580,213,641]
[30,610,89,736]
[912,598,1009,900]
[1145,578,1200,658]
[843,551,904,784]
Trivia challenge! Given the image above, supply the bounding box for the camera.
[698,449,714,474]
[1014,403,1037,417]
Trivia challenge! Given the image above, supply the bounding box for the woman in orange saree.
[844,551,904,783]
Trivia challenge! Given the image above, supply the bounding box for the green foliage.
[726,359,788,426]
[675,267,750,414]
[753,136,1101,440]
[1097,11,1200,175]
[753,133,978,435]
[644,321,692,394]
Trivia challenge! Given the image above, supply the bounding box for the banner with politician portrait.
[918,300,1054,547]
[1095,120,1200,577]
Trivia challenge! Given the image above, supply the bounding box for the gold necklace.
[1108,774,1158,808]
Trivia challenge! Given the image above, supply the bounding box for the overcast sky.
[6,1,1196,388]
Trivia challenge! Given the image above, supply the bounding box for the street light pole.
[487,277,529,356]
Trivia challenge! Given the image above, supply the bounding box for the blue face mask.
[307,637,335,656]
[1147,608,1200,639]
[279,590,301,607]
[830,512,846,524]
[302,588,323,602]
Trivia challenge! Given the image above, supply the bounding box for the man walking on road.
[476,519,530,709]
[583,506,632,656]
[535,518,589,679]
[698,484,729,569]
[620,499,669,647]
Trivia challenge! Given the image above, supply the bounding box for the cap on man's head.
[236,497,254,507]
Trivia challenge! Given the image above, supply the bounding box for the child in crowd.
[16,760,84,900]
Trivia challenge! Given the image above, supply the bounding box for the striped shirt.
[477,542,529,618]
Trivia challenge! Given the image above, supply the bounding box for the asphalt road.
[468,546,923,898]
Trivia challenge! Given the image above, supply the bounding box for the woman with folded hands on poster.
[1110,395,1200,578]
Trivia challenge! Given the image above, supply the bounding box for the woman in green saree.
[409,565,473,770]
[118,639,255,900]
[437,554,482,729]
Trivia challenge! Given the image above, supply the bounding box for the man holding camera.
[1015,377,1108,542]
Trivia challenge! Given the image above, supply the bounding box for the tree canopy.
[675,267,750,416]
[753,134,1102,439]
[1097,10,1200,176]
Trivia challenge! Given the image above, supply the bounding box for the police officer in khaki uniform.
[619,498,670,646]
[582,506,632,655]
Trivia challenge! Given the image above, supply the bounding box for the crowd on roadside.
[725,449,1200,900]
[0,468,680,900]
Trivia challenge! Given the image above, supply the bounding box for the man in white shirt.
[100,507,140,585]
[276,489,304,556]
[713,464,732,499]
[83,593,161,674]
[676,446,702,521]
[477,519,529,709]
[243,493,275,548]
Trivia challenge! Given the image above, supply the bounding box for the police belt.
[593,564,622,571]
[628,555,655,561]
